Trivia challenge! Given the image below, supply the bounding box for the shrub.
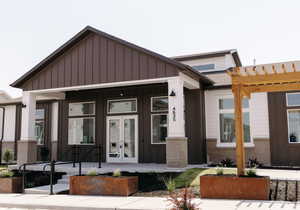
[0,169,14,178]
[248,158,262,168]
[163,177,176,193]
[246,168,257,177]
[86,170,97,176]
[167,187,200,210]
[220,158,234,167]
[216,168,224,175]
[3,149,13,164]
[112,169,121,177]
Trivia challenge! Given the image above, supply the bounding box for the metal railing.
[70,145,102,168]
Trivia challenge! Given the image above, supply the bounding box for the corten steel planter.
[69,176,138,196]
[200,175,270,200]
[0,177,23,193]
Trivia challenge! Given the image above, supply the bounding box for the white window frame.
[151,113,168,145]
[216,95,254,148]
[69,101,95,116]
[151,96,169,112]
[68,101,96,145]
[107,98,137,114]
[287,109,300,144]
[286,92,300,107]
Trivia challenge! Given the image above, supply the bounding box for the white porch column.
[18,91,37,165]
[166,77,188,168]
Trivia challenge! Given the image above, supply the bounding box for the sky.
[1,0,300,97]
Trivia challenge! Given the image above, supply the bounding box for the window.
[287,93,300,107]
[152,114,168,144]
[0,108,4,140]
[35,109,45,145]
[151,96,168,144]
[68,102,95,145]
[192,64,215,71]
[287,110,300,143]
[218,97,251,145]
[108,99,137,114]
[151,96,168,112]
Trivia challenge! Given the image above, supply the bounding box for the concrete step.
[24,184,69,194]
[57,175,70,184]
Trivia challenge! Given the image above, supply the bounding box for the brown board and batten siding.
[21,33,179,91]
[268,92,300,166]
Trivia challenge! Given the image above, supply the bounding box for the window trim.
[151,113,169,145]
[287,109,300,144]
[68,101,96,145]
[192,63,215,71]
[286,92,300,107]
[107,98,138,114]
[151,96,169,113]
[69,101,96,117]
[216,95,254,148]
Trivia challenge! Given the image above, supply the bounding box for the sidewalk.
[0,194,298,210]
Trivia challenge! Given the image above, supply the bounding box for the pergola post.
[233,84,245,176]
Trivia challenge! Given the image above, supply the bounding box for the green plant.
[163,177,176,193]
[216,168,224,175]
[246,168,257,177]
[220,158,234,167]
[112,169,121,177]
[86,170,97,176]
[0,169,14,178]
[167,187,200,210]
[3,149,13,165]
[248,158,262,168]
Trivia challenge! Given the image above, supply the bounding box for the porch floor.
[9,162,207,174]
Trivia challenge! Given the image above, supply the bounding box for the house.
[0,26,298,167]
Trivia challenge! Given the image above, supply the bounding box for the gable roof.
[11,26,213,88]
[172,49,242,67]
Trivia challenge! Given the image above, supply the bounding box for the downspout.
[0,107,5,165]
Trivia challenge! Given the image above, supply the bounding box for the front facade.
[1,26,300,167]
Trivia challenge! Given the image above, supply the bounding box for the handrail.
[18,161,51,193]
[80,145,102,168]
[66,145,102,168]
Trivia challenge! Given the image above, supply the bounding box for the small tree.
[3,149,13,165]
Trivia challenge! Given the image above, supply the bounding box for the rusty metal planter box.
[69,176,138,196]
[200,175,270,200]
[0,177,23,193]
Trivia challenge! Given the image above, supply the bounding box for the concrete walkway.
[0,194,299,210]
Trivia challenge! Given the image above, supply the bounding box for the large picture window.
[151,96,168,144]
[68,102,95,145]
[218,97,251,145]
[287,110,300,143]
[35,109,45,145]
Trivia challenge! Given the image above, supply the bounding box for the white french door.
[106,115,138,163]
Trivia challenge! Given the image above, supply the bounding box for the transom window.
[68,102,95,145]
[151,96,169,144]
[35,109,45,145]
[192,64,215,71]
[107,99,137,114]
[287,93,300,107]
[218,97,251,145]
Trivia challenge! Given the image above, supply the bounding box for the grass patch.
[173,168,237,188]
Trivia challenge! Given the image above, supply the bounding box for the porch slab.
[9,162,207,174]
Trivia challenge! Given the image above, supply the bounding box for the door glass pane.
[124,119,135,158]
[35,121,45,145]
[109,119,121,158]
[288,110,300,142]
[108,99,137,113]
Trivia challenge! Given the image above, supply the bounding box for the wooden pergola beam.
[244,83,300,94]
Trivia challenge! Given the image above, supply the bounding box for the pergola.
[227,61,300,176]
